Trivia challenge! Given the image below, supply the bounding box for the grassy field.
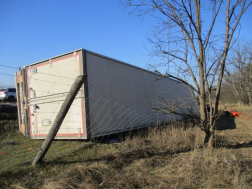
[0,105,252,189]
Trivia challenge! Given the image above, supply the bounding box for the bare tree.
[123,0,252,147]
[225,41,252,105]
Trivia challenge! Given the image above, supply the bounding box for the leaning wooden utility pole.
[32,75,86,166]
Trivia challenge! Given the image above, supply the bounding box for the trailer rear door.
[26,51,87,139]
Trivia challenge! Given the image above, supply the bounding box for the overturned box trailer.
[15,49,195,140]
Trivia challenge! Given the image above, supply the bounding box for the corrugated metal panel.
[85,51,195,138]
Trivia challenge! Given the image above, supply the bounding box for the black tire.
[8,96,15,102]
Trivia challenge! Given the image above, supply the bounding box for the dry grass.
[156,148,251,188]
[36,125,252,189]
[219,102,252,112]
[1,112,252,188]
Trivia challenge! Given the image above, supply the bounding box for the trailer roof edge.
[21,48,179,83]
[85,50,178,83]
[23,49,83,68]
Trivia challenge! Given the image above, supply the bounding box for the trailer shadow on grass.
[233,141,252,148]
[214,138,252,149]
[42,146,192,167]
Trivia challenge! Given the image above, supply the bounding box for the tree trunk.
[204,131,211,144]
[204,125,215,147]
[246,86,252,106]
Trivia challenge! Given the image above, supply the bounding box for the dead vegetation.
[1,107,252,188]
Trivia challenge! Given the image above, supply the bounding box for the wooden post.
[32,75,86,166]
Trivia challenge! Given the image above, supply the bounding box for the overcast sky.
[0,0,251,86]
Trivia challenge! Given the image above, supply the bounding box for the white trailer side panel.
[16,49,196,140]
[26,51,87,139]
[85,51,195,137]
